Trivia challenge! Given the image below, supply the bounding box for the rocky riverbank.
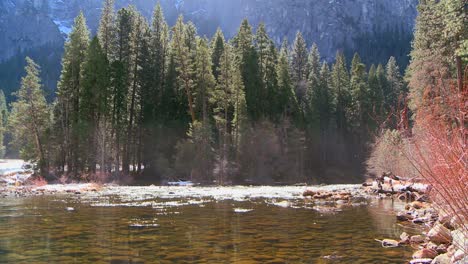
[301,172,467,264]
[357,173,467,264]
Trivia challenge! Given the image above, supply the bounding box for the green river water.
[0,186,419,264]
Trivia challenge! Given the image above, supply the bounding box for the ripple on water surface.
[0,186,417,263]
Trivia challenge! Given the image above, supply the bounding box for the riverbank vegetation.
[368,0,467,256]
[3,0,407,185]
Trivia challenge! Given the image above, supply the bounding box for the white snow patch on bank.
[0,159,26,175]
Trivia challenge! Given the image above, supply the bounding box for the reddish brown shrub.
[30,176,47,187]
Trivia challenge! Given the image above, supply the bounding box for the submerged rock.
[377,239,400,248]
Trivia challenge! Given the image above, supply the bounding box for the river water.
[0,186,419,263]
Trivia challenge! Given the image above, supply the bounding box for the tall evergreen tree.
[306,43,322,125]
[97,0,116,60]
[349,53,369,132]
[211,28,225,82]
[318,62,332,129]
[55,12,90,175]
[194,38,216,123]
[0,90,7,158]
[385,56,404,112]
[211,44,243,184]
[233,19,261,121]
[367,64,384,123]
[123,10,148,174]
[172,16,196,123]
[276,40,297,121]
[331,51,350,133]
[9,58,50,174]
[79,37,109,172]
[407,0,453,111]
[291,32,309,115]
[255,24,279,118]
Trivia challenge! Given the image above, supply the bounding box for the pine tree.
[318,62,332,129]
[385,56,404,112]
[172,15,196,122]
[255,23,270,81]
[407,0,450,111]
[79,37,109,172]
[331,51,350,133]
[349,53,369,131]
[255,23,278,118]
[367,64,384,123]
[291,32,309,114]
[123,10,148,174]
[56,12,90,175]
[276,40,297,121]
[233,19,261,121]
[211,44,237,184]
[306,43,321,125]
[9,58,50,174]
[0,90,7,158]
[376,64,388,115]
[97,0,116,60]
[194,37,216,123]
[211,28,225,82]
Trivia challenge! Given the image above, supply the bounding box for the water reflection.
[0,194,416,263]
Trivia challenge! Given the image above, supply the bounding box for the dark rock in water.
[397,211,411,221]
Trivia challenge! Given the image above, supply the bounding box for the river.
[0,185,419,263]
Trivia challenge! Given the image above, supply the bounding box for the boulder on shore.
[427,223,452,244]
[410,235,425,244]
[413,248,438,259]
[431,253,450,264]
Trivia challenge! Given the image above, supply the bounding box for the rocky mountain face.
[0,0,418,100]
[1,0,418,61]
